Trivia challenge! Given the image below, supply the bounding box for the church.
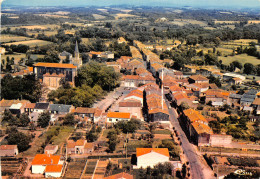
[33,42,82,89]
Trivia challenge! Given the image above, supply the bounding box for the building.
[136,148,169,168]
[188,75,209,84]
[118,37,127,44]
[45,165,63,178]
[49,104,74,114]
[58,51,72,62]
[34,102,49,113]
[104,172,133,179]
[43,73,65,89]
[71,41,82,67]
[240,89,258,106]
[229,77,243,85]
[44,145,59,155]
[0,145,18,156]
[67,139,87,154]
[121,75,156,88]
[209,134,232,146]
[31,154,63,175]
[223,73,245,81]
[34,62,77,85]
[74,107,102,122]
[106,112,131,123]
[0,47,6,55]
[118,100,143,120]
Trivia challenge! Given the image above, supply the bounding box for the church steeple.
[74,41,79,59]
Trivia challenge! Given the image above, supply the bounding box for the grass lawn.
[4,39,53,47]
[219,54,260,66]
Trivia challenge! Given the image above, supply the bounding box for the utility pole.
[161,68,164,110]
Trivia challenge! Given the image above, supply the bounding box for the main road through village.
[165,98,215,179]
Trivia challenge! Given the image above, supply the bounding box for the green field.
[4,39,53,47]
[219,54,260,65]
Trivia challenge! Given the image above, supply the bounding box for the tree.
[63,113,76,126]
[1,109,17,125]
[108,141,116,152]
[38,112,51,128]
[19,113,30,127]
[7,131,31,151]
[205,53,218,65]
[181,164,187,178]
[244,63,256,75]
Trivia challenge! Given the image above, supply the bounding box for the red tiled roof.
[45,165,63,173]
[75,107,96,114]
[107,112,131,119]
[189,75,208,81]
[136,148,169,157]
[31,154,60,165]
[34,62,77,69]
[25,103,36,109]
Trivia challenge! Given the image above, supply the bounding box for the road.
[165,99,215,179]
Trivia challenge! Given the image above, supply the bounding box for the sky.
[1,0,260,9]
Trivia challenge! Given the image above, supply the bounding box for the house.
[0,145,18,156]
[209,134,232,146]
[9,100,30,115]
[45,165,63,178]
[121,75,156,88]
[118,100,143,120]
[188,75,209,84]
[106,112,131,123]
[49,104,74,114]
[24,103,36,114]
[223,73,245,81]
[84,143,95,153]
[136,148,169,168]
[31,154,63,175]
[34,102,49,113]
[74,107,102,122]
[124,89,143,105]
[227,93,242,106]
[182,109,213,145]
[44,145,59,155]
[240,89,258,106]
[104,172,133,179]
[229,77,243,85]
[67,139,87,154]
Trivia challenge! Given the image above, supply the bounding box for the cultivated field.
[93,14,106,20]
[170,19,207,27]
[37,14,70,18]
[114,13,137,20]
[65,158,87,178]
[1,34,33,43]
[4,39,53,47]
[219,54,260,66]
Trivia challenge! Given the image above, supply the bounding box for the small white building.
[45,165,63,178]
[44,145,59,155]
[136,148,169,168]
[106,112,131,123]
[0,145,18,156]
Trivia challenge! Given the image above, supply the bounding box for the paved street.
[165,98,215,179]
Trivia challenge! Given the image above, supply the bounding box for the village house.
[0,145,18,157]
[49,104,74,115]
[44,145,59,155]
[118,100,143,120]
[185,83,209,97]
[188,75,209,84]
[104,172,133,179]
[106,112,131,123]
[223,73,245,81]
[121,75,156,88]
[117,37,127,44]
[58,51,72,62]
[203,89,230,106]
[171,92,196,108]
[9,101,30,115]
[87,51,114,59]
[67,139,88,154]
[209,134,232,147]
[182,109,213,145]
[227,93,242,106]
[229,77,243,85]
[124,89,144,106]
[130,46,143,59]
[136,148,170,168]
[24,103,36,114]
[34,102,50,113]
[252,98,260,115]
[240,89,258,106]
[31,154,63,177]
[74,107,102,122]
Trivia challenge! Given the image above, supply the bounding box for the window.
[109,119,112,121]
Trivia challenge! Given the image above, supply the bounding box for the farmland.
[65,158,87,178]
[219,54,260,66]
[1,34,33,43]
[4,39,53,47]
